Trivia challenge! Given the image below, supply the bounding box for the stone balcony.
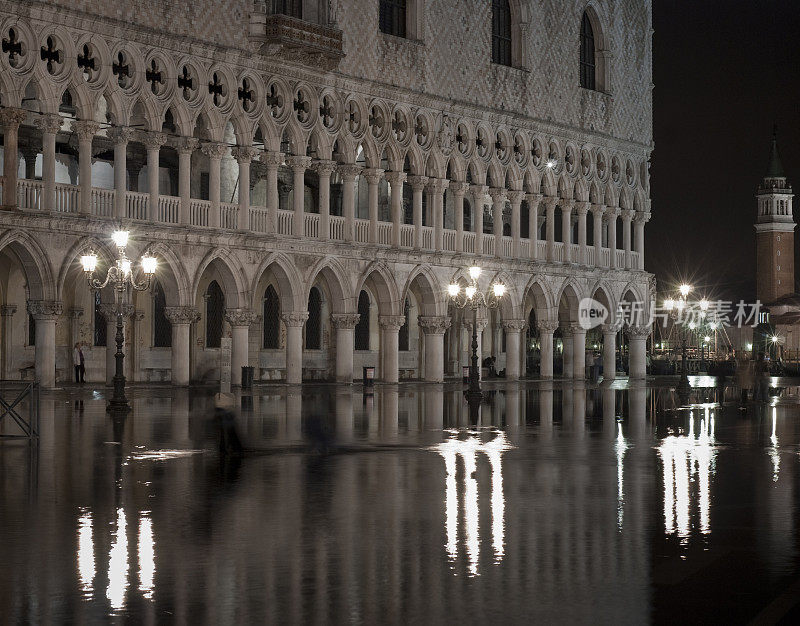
[6,176,641,271]
[250,14,344,70]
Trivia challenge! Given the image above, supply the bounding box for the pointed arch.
[401,265,446,317]
[305,256,354,314]
[139,241,192,307]
[0,230,56,301]
[249,251,303,312]
[192,248,248,309]
[523,274,555,319]
[355,261,401,316]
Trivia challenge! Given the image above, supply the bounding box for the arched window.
[152,280,171,347]
[94,291,106,347]
[380,0,407,38]
[398,298,411,351]
[521,199,530,238]
[354,290,371,351]
[206,280,225,348]
[28,311,36,346]
[306,287,322,350]
[463,198,472,231]
[492,0,512,66]
[503,221,511,237]
[272,0,301,18]
[580,11,596,90]
[263,285,280,349]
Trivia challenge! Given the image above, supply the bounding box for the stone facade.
[0,0,653,386]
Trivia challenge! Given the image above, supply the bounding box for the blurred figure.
[734,355,753,406]
[214,392,243,457]
[73,342,85,384]
[753,353,769,403]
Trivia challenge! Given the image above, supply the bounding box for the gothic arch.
[249,252,303,312]
[0,230,56,301]
[192,249,248,309]
[355,261,401,316]
[305,256,353,314]
[556,278,584,323]
[138,241,191,307]
[401,265,446,317]
[523,275,555,319]
[55,236,117,302]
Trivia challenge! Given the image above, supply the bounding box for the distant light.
[468,266,482,281]
[448,283,460,297]
[771,335,779,343]
[688,322,696,330]
[546,159,556,169]
[112,230,129,248]
[746,343,753,350]
[709,322,717,330]
[664,298,674,311]
[699,299,709,311]
[704,336,710,343]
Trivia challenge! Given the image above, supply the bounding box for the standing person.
[78,342,85,383]
[73,342,82,384]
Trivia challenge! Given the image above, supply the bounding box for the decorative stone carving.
[312,159,337,176]
[0,107,27,129]
[141,131,168,150]
[384,170,407,186]
[71,120,100,142]
[363,168,384,186]
[68,307,84,320]
[488,187,507,203]
[601,322,623,334]
[231,146,260,163]
[378,315,405,331]
[569,322,587,334]
[285,154,312,171]
[634,211,652,224]
[574,200,590,216]
[98,303,135,321]
[536,320,559,333]
[449,180,469,195]
[27,300,63,319]
[224,309,257,327]
[337,164,361,180]
[281,311,309,327]
[501,319,527,332]
[407,175,429,192]
[418,316,451,335]
[620,208,635,222]
[33,113,62,135]
[174,136,199,155]
[200,142,227,160]
[604,207,621,222]
[330,313,360,329]
[542,196,558,212]
[261,151,283,168]
[437,114,455,156]
[164,306,200,325]
[626,324,652,340]
[590,203,606,218]
[1,304,18,316]
[507,190,525,205]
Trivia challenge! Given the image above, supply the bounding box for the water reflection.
[77,509,94,596]
[139,513,155,600]
[107,508,128,611]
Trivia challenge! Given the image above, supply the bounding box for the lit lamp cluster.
[81,230,158,411]
[448,266,506,403]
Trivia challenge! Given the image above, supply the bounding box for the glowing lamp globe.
[80,253,98,273]
[679,284,691,297]
[663,298,674,311]
[120,258,132,276]
[699,299,709,311]
[465,286,477,300]
[112,230,129,248]
[468,266,482,281]
[448,283,460,298]
[141,255,157,275]
[493,283,506,298]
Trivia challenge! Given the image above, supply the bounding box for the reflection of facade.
[0,1,653,389]
[658,409,716,540]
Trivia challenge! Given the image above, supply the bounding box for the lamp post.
[81,230,157,412]
[663,283,692,396]
[448,266,506,420]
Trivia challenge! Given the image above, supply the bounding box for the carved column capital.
[560,198,575,213]
[384,170,407,186]
[281,311,309,327]
[224,309,258,327]
[140,131,168,151]
[449,180,469,195]
[260,150,283,168]
[634,210,652,224]
[285,154,312,171]
[164,306,200,325]
[620,208,635,222]
[407,175,429,192]
[429,177,449,194]
[526,193,543,208]
[312,159,337,177]
[68,307,84,320]
[601,322,623,334]
[98,303,135,321]
[72,120,100,142]
[0,107,27,129]
[604,207,621,222]
[33,113,62,135]
[590,203,606,217]
[200,142,227,160]
[470,184,489,199]
[488,187,507,204]
[363,168,385,186]
[1,304,18,316]
[230,146,260,164]
[418,316,451,335]
[27,300,63,320]
[330,313,361,330]
[379,315,405,331]
[507,190,525,205]
[574,200,590,216]
[569,322,587,335]
[536,319,559,333]
[626,324,652,340]
[560,323,574,338]
[107,127,135,145]
[337,163,362,180]
[542,196,558,212]
[173,136,199,155]
[502,319,527,332]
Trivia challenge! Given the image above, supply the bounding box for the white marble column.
[571,323,587,380]
[28,301,62,389]
[1,305,17,379]
[33,113,62,213]
[201,143,226,228]
[575,200,589,265]
[286,155,312,237]
[386,170,406,248]
[561,198,574,263]
[471,184,488,255]
[331,313,360,383]
[489,187,506,257]
[602,324,617,381]
[175,137,198,225]
[502,319,526,380]
[339,164,360,242]
[627,325,651,379]
[634,210,651,270]
[262,151,282,234]
[537,320,557,379]
[418,316,451,382]
[165,307,199,386]
[225,309,255,386]
[527,193,542,260]
[364,167,384,244]
[621,208,634,270]
[544,196,557,262]
[143,132,167,222]
[408,175,428,249]
[314,159,336,240]
[508,190,523,258]
[282,312,308,384]
[1,108,27,208]
[106,128,133,219]
[232,146,260,231]
[606,207,620,269]
[591,203,605,268]
[72,120,99,215]
[451,181,468,253]
[379,315,404,384]
[561,323,574,379]
[432,178,448,251]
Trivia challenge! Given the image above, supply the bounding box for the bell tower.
[755,127,794,303]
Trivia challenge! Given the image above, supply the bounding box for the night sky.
[649,0,800,302]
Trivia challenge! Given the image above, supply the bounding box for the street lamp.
[448,266,506,414]
[81,230,157,412]
[664,283,693,395]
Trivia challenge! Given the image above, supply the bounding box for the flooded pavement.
[2,379,800,624]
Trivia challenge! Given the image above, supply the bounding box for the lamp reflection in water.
[769,406,780,482]
[659,407,717,542]
[615,423,628,530]
[75,508,156,610]
[432,430,514,576]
